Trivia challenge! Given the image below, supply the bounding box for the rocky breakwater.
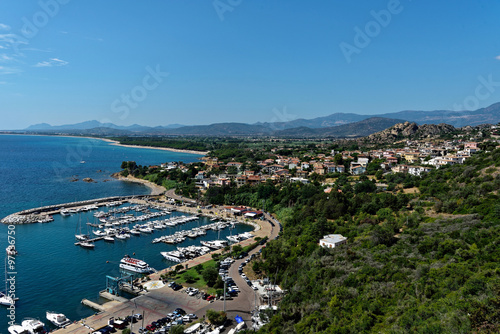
[0,196,134,225]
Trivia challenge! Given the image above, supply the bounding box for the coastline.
[111,172,166,196]
[0,133,208,156]
[98,138,209,155]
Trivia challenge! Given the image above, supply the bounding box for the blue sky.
[0,0,499,129]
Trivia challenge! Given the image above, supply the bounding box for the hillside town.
[150,124,500,192]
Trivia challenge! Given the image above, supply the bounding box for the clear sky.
[1,0,499,129]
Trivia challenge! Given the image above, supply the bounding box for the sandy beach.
[100,138,209,155]
[111,173,166,196]
[0,133,208,156]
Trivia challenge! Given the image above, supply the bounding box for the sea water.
[0,135,251,331]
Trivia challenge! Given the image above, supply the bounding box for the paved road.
[165,188,196,203]
[197,211,281,325]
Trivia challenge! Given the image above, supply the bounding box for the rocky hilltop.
[364,122,456,143]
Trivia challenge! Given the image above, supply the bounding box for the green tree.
[170,325,185,334]
[206,309,227,326]
[334,153,344,166]
[183,271,197,283]
[202,267,219,287]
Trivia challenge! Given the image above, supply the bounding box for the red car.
[113,320,127,329]
[146,324,157,331]
[206,295,215,301]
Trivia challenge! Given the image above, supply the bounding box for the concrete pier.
[81,299,105,312]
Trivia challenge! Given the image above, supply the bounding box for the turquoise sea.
[0,135,252,332]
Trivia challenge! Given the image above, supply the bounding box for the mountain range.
[21,102,500,138]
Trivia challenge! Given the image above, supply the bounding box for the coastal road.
[165,189,196,203]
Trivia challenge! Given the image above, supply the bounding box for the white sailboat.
[79,240,95,249]
[75,216,89,241]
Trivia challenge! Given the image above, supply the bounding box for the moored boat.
[104,236,115,243]
[119,255,154,273]
[130,229,141,235]
[46,311,71,327]
[0,291,15,307]
[60,209,70,216]
[21,318,46,334]
[6,245,18,256]
[8,324,29,334]
[79,241,95,249]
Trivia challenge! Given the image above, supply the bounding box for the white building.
[319,234,347,248]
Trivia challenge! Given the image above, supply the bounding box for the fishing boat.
[6,245,18,256]
[46,311,71,327]
[119,255,154,274]
[21,318,46,334]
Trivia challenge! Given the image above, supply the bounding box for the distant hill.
[21,102,500,137]
[275,117,405,138]
[364,122,457,143]
[150,123,274,136]
[25,121,184,132]
[258,112,369,130]
[377,102,500,127]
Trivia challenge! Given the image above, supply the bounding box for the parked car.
[112,320,127,329]
[175,308,186,315]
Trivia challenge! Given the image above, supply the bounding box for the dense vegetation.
[254,149,500,333]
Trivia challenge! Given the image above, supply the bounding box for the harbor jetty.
[0,195,150,225]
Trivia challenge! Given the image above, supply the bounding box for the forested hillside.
[256,149,500,333]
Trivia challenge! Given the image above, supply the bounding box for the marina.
[1,199,254,331]
[0,134,207,331]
